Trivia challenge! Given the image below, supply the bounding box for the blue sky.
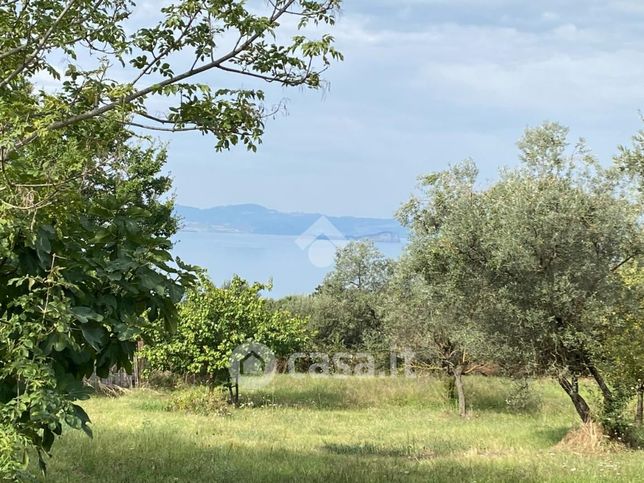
[164,0,644,218]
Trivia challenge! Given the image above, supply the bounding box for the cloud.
[151,1,644,216]
[330,11,644,115]
[416,48,644,111]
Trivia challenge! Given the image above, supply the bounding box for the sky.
[163,0,644,218]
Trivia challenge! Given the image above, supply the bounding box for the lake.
[172,231,406,298]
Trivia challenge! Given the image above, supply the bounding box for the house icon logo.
[229,341,277,389]
[295,216,348,268]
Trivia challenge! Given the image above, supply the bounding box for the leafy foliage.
[0,127,195,479]
[604,260,644,390]
[143,274,309,385]
[0,0,343,172]
[1,1,342,479]
[600,260,644,438]
[398,123,643,425]
[383,239,491,416]
[309,241,394,351]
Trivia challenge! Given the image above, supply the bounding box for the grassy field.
[37,376,643,482]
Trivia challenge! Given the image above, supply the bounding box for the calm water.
[172,231,406,298]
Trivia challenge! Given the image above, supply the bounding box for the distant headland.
[175,204,407,242]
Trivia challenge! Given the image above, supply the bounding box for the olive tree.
[400,123,642,428]
[392,163,495,417]
[382,259,489,417]
[310,241,394,351]
[479,124,641,427]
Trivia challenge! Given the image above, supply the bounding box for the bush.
[166,387,231,416]
[143,370,182,390]
[597,386,644,448]
[505,379,542,414]
[143,274,309,390]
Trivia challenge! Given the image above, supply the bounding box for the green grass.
[37,376,644,482]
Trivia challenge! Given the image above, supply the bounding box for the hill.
[175,204,407,241]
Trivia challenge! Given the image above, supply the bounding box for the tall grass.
[36,376,643,482]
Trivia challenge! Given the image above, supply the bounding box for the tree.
[0,131,195,479]
[1,1,342,478]
[1,0,343,172]
[391,165,494,417]
[143,274,309,402]
[400,123,642,428]
[602,260,644,426]
[310,241,394,351]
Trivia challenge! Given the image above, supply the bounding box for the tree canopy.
[309,241,394,351]
[399,122,643,424]
[1,0,343,172]
[0,1,343,479]
[143,274,309,395]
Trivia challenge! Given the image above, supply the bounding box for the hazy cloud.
[160,1,644,216]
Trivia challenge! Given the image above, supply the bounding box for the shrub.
[505,379,543,414]
[143,274,310,392]
[166,387,230,416]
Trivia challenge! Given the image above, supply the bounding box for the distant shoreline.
[177,228,406,244]
[175,203,408,241]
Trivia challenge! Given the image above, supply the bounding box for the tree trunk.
[636,383,643,426]
[558,375,592,423]
[587,364,613,405]
[454,364,466,418]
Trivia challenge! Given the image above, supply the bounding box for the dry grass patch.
[555,421,624,454]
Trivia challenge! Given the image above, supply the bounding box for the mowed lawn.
[38,376,644,482]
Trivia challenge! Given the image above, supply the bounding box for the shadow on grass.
[235,376,547,415]
[239,387,352,410]
[322,439,468,459]
[41,426,544,483]
[236,376,449,411]
[533,426,571,446]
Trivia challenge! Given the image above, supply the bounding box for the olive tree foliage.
[142,274,309,391]
[481,124,642,429]
[390,165,495,417]
[616,123,644,192]
[309,241,395,351]
[399,123,642,428]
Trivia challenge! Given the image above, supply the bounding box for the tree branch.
[0,0,80,89]
[10,0,298,154]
